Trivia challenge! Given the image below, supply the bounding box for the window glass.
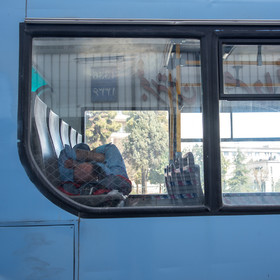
[31,37,204,208]
[220,113,231,138]
[222,44,280,95]
[181,113,202,139]
[220,100,280,205]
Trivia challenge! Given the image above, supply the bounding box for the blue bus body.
[1,1,280,279]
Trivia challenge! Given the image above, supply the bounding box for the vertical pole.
[176,44,181,156]
[168,71,174,161]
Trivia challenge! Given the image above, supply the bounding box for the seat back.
[164,153,204,203]
[34,96,56,162]
[70,127,77,148]
[60,120,70,147]
[77,133,83,144]
[48,110,64,157]
[33,96,60,185]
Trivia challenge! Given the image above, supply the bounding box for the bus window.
[220,43,280,205]
[19,23,280,216]
[28,36,204,211]
[222,44,280,96]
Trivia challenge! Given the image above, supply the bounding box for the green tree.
[221,151,230,191]
[85,111,121,149]
[123,111,168,193]
[149,148,169,193]
[226,149,251,193]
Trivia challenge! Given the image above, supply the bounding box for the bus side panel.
[79,215,280,280]
[27,0,280,20]
[3,1,280,280]
[0,0,76,222]
[0,224,75,280]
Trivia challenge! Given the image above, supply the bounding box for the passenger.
[58,143,132,196]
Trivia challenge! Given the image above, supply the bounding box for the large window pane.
[31,37,204,208]
[220,100,280,205]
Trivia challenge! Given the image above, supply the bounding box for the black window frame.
[18,21,280,218]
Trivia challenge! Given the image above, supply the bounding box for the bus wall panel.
[27,0,280,20]
[0,224,76,280]
[0,0,76,222]
[78,215,280,280]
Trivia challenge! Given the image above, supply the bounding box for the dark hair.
[73,143,90,152]
[91,163,106,180]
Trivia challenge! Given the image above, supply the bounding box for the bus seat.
[48,110,64,157]
[70,127,77,148]
[77,133,83,144]
[181,152,204,203]
[60,120,70,147]
[34,96,55,161]
[33,96,60,185]
[164,153,204,204]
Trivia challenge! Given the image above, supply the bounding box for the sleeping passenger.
[58,143,132,196]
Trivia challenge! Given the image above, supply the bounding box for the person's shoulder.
[95,143,111,153]
[59,144,76,160]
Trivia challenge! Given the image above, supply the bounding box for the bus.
[2,0,280,279]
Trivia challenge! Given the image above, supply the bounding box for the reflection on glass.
[223,44,280,95]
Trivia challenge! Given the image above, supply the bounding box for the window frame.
[18,21,280,218]
[216,26,280,214]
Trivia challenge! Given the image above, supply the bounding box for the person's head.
[74,162,104,183]
[73,143,90,152]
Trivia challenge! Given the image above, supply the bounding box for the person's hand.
[64,159,74,168]
[75,148,105,162]
[88,150,105,162]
